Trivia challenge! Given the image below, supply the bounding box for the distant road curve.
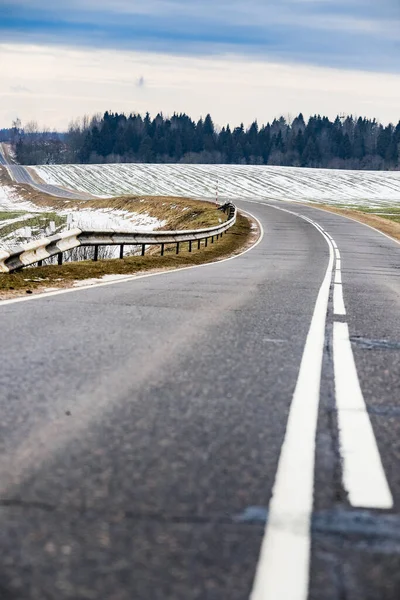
[0,144,92,199]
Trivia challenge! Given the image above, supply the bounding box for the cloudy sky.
[1,0,399,129]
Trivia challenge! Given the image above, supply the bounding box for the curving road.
[0,199,400,599]
[0,145,92,199]
[0,150,8,166]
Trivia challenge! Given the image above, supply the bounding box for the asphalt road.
[0,199,399,600]
[0,145,91,199]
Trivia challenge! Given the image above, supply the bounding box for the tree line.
[8,111,400,170]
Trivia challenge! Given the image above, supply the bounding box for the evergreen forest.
[6,111,400,170]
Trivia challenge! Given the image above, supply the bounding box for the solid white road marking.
[251,202,393,600]
[300,202,400,247]
[250,210,334,600]
[333,321,393,509]
[333,283,346,315]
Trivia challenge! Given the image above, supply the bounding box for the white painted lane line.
[250,211,334,600]
[335,248,341,260]
[300,202,400,247]
[334,269,342,284]
[336,258,341,271]
[333,322,393,509]
[333,283,346,316]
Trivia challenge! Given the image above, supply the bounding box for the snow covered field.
[0,182,165,249]
[3,162,400,251]
[33,164,400,207]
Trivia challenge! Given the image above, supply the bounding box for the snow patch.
[0,184,40,212]
[61,208,165,232]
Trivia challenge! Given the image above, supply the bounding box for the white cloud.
[2,0,399,75]
[0,43,399,130]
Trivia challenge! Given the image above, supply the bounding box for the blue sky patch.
[1,0,399,73]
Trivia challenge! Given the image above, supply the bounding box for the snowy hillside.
[0,184,39,212]
[0,183,165,249]
[32,164,400,206]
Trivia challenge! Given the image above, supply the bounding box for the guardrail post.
[119,244,124,259]
[93,245,99,262]
[189,240,192,253]
[176,242,180,254]
[141,244,145,256]
[38,260,43,267]
[205,237,208,247]
[211,236,214,244]
[58,252,63,265]
[198,239,201,250]
[161,243,164,256]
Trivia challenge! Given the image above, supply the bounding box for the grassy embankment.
[0,214,253,296]
[0,167,69,242]
[0,164,227,230]
[0,213,67,240]
[0,166,255,296]
[306,203,400,243]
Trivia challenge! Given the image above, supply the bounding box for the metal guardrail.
[0,203,237,273]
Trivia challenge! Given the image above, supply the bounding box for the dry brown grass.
[70,196,226,229]
[0,213,255,298]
